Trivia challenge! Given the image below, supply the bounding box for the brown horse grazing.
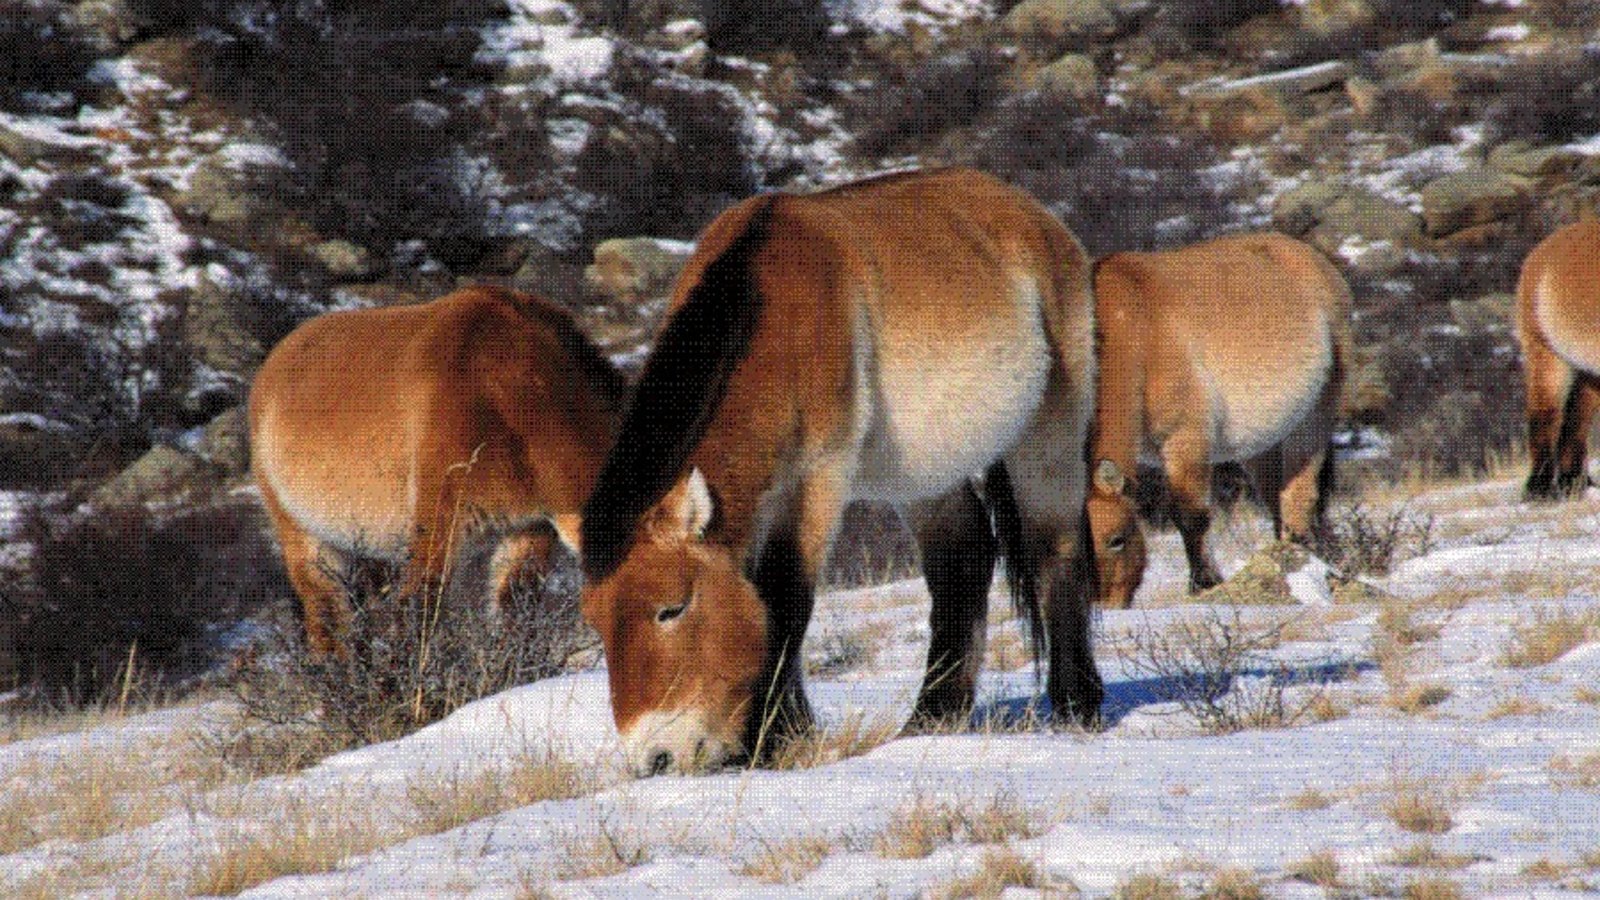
[1086,233,1351,608]
[578,167,1103,777]
[249,286,626,653]
[1519,220,1600,500]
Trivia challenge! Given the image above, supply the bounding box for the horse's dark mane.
[581,197,778,580]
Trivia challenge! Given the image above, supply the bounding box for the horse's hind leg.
[905,483,995,731]
[1164,434,1224,591]
[1556,374,1600,495]
[1524,336,1577,500]
[1243,449,1285,538]
[260,489,349,655]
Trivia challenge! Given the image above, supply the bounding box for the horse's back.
[1521,221,1600,374]
[768,169,1093,501]
[250,287,617,553]
[1097,233,1341,461]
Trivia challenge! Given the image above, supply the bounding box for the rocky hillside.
[3,0,1599,693]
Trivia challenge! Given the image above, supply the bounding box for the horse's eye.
[1106,535,1127,554]
[655,600,688,624]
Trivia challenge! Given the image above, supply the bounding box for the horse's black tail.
[983,462,1045,670]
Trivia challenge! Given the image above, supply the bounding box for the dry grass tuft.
[406,747,594,835]
[935,846,1061,899]
[1286,787,1335,811]
[875,791,1042,860]
[556,814,653,880]
[1287,850,1341,888]
[1305,692,1350,722]
[1574,686,1600,705]
[1502,608,1600,668]
[1521,858,1568,880]
[1402,875,1464,900]
[1549,753,1600,789]
[767,711,899,770]
[0,734,235,855]
[1386,789,1455,834]
[1388,682,1453,714]
[1484,695,1550,720]
[1198,867,1264,900]
[188,794,405,895]
[738,834,833,884]
[1378,602,1443,646]
[1115,872,1182,900]
[1389,842,1474,870]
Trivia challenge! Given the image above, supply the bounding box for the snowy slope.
[4,477,1600,898]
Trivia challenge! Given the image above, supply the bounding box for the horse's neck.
[1091,337,1147,477]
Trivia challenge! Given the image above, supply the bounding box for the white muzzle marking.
[621,709,732,777]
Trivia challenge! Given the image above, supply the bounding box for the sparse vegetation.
[556,813,653,880]
[1386,789,1455,834]
[1389,841,1475,870]
[1549,753,1600,790]
[766,711,899,771]
[1115,610,1326,734]
[1116,872,1183,900]
[1287,787,1335,811]
[1287,850,1341,888]
[188,792,407,896]
[222,537,591,770]
[876,791,1043,860]
[1316,503,1435,578]
[935,846,1059,899]
[738,834,833,884]
[406,746,595,835]
[1502,609,1600,669]
[1401,876,1464,900]
[1199,867,1264,900]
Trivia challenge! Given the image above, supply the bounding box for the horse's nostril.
[648,750,673,775]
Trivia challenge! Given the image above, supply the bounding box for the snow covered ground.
[4,476,1600,898]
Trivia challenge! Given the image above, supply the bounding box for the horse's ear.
[549,513,581,555]
[650,468,716,541]
[1093,458,1127,497]
[679,468,715,539]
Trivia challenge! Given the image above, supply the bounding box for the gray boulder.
[1420,169,1529,237]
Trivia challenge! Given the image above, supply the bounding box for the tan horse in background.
[1087,233,1351,608]
[578,168,1102,776]
[249,286,626,653]
[1519,220,1600,500]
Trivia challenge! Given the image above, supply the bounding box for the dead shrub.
[572,63,757,242]
[962,93,1257,257]
[876,791,1043,859]
[185,1,506,267]
[823,502,919,589]
[1114,611,1327,734]
[0,0,102,113]
[222,525,593,768]
[1484,49,1600,147]
[4,499,288,704]
[1314,502,1434,577]
[1287,850,1341,888]
[850,48,1013,160]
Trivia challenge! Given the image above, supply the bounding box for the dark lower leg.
[746,532,816,757]
[908,485,995,730]
[1045,529,1103,727]
[1556,378,1600,495]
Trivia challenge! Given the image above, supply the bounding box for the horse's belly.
[853,311,1051,502]
[1206,364,1325,462]
[257,411,417,556]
